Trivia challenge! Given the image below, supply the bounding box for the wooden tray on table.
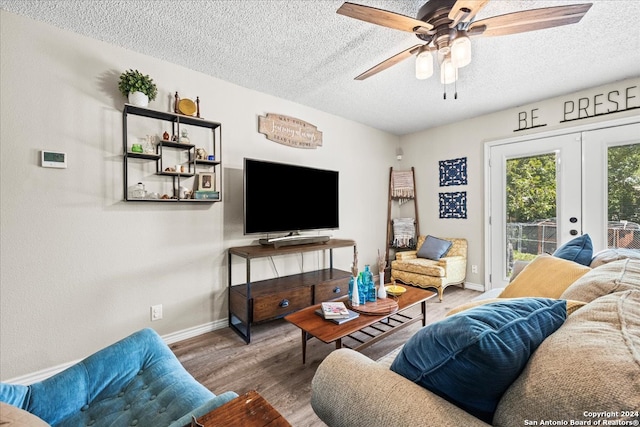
[346,298,399,315]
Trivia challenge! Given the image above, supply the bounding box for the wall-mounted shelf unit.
[122,104,222,202]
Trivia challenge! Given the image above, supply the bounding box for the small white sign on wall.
[258,113,323,149]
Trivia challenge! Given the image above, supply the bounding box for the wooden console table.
[190,390,291,427]
[228,239,356,343]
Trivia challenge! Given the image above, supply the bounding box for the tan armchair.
[391,236,467,301]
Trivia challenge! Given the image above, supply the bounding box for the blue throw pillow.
[390,298,567,423]
[416,235,452,260]
[553,234,593,266]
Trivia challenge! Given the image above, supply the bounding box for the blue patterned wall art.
[439,192,467,219]
[439,157,467,186]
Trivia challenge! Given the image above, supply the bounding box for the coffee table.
[284,285,436,363]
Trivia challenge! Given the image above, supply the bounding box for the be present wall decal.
[514,82,639,132]
[258,113,323,149]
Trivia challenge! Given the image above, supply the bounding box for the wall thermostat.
[41,150,67,168]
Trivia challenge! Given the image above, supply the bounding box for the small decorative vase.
[142,135,155,154]
[128,91,149,107]
[350,276,359,307]
[377,273,387,299]
[179,129,190,144]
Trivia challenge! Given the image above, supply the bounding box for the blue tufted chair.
[0,328,238,426]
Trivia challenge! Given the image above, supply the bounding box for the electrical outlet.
[151,304,163,321]
[472,265,478,274]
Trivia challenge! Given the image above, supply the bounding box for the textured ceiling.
[1,0,639,135]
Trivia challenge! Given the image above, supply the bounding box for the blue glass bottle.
[357,272,367,304]
[364,265,376,302]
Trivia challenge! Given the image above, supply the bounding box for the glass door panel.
[608,143,640,249]
[582,122,640,251]
[505,153,557,276]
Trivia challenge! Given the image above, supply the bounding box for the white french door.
[487,121,640,289]
[489,133,582,288]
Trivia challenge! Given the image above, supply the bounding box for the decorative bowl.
[178,98,196,116]
[385,285,406,296]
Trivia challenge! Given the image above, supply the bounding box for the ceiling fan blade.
[448,0,490,26]
[355,44,423,80]
[468,3,592,37]
[337,2,433,35]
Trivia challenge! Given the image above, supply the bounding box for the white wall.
[0,10,399,380]
[399,77,640,287]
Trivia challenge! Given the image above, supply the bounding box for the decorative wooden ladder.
[384,166,420,281]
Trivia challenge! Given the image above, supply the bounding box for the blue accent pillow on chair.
[390,298,567,423]
[553,234,593,266]
[416,236,452,260]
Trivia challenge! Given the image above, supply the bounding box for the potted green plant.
[118,69,158,107]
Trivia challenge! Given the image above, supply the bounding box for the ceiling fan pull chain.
[455,78,458,100]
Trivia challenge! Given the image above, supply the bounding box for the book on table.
[320,301,350,319]
[315,308,360,324]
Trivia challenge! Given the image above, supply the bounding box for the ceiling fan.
[337,0,592,95]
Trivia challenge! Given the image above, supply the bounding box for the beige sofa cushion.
[590,248,640,268]
[499,254,590,299]
[0,403,50,426]
[493,290,640,426]
[561,258,640,303]
[391,257,446,277]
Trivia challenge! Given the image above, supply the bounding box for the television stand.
[259,234,331,248]
[228,238,356,344]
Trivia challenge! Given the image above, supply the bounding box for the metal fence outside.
[507,220,640,263]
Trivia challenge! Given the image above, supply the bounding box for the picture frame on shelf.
[197,172,215,191]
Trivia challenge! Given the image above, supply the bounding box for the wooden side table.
[190,390,291,427]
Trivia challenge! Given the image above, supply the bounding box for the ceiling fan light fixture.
[451,33,471,68]
[440,55,458,84]
[337,0,592,96]
[415,50,434,80]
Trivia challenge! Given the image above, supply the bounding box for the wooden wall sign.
[258,113,323,149]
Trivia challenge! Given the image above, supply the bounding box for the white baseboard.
[5,318,229,386]
[162,318,228,345]
[463,281,485,292]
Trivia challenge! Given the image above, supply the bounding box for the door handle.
[570,217,578,223]
[570,230,578,236]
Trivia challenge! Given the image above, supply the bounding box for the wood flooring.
[170,285,481,427]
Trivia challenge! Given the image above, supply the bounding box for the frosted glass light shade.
[451,35,471,68]
[415,50,434,80]
[440,57,458,84]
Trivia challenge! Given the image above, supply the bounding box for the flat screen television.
[243,158,339,236]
